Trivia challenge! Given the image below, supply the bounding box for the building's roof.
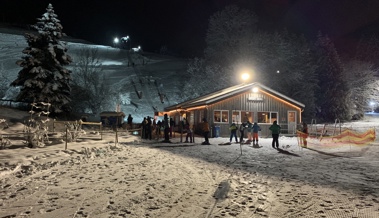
[164,82,305,111]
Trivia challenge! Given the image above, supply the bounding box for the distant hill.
[0,25,190,122]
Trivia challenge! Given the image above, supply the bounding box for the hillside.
[0,27,190,122]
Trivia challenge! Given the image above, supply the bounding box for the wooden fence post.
[115,128,118,146]
[65,127,68,150]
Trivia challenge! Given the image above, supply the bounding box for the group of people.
[132,113,309,148]
[229,120,308,149]
[228,121,261,146]
[139,114,176,141]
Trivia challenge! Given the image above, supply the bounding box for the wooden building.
[100,111,125,127]
[163,82,305,138]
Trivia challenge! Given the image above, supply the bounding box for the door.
[287,111,297,134]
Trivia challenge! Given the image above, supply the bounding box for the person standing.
[184,119,193,143]
[163,114,171,143]
[169,118,175,138]
[201,118,210,145]
[229,123,238,143]
[252,122,261,146]
[269,121,281,149]
[156,120,162,137]
[301,122,308,148]
[127,114,133,129]
[239,122,246,144]
[246,121,253,142]
[146,116,152,140]
[141,117,146,139]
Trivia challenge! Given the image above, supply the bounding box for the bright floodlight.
[241,73,250,81]
[114,37,119,44]
[252,87,259,93]
[277,70,280,73]
[121,36,129,42]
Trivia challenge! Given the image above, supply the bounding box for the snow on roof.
[164,82,305,111]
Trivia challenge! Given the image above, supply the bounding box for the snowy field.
[1,107,379,218]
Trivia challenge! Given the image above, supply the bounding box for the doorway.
[287,111,297,134]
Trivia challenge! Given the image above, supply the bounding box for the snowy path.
[1,133,379,218]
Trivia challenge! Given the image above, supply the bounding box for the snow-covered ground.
[1,107,379,218]
[1,28,379,218]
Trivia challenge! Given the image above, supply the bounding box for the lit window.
[214,110,229,123]
[257,112,278,124]
[241,111,253,123]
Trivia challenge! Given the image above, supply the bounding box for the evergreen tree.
[261,30,318,120]
[342,35,378,115]
[313,32,349,121]
[10,4,72,113]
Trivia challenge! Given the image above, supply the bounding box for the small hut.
[100,111,125,127]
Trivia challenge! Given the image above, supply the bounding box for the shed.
[100,111,125,127]
[162,82,305,137]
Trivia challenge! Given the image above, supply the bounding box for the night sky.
[2,0,379,57]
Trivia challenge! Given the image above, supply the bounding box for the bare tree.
[71,48,117,115]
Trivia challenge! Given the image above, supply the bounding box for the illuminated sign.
[247,97,264,102]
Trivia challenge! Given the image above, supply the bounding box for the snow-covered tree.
[181,58,227,100]
[201,5,319,120]
[205,5,258,66]
[313,32,349,121]
[10,4,72,113]
[355,34,379,69]
[0,63,10,98]
[343,60,376,115]
[260,30,318,120]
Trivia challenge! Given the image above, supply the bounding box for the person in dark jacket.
[163,114,171,143]
[127,114,133,129]
[239,122,246,144]
[141,117,146,139]
[269,120,281,149]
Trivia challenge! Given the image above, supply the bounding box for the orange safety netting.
[296,128,376,148]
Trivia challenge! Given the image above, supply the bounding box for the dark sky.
[2,0,379,57]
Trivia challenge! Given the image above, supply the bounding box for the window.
[241,111,253,123]
[232,111,240,123]
[232,111,253,123]
[214,110,229,123]
[257,112,278,124]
